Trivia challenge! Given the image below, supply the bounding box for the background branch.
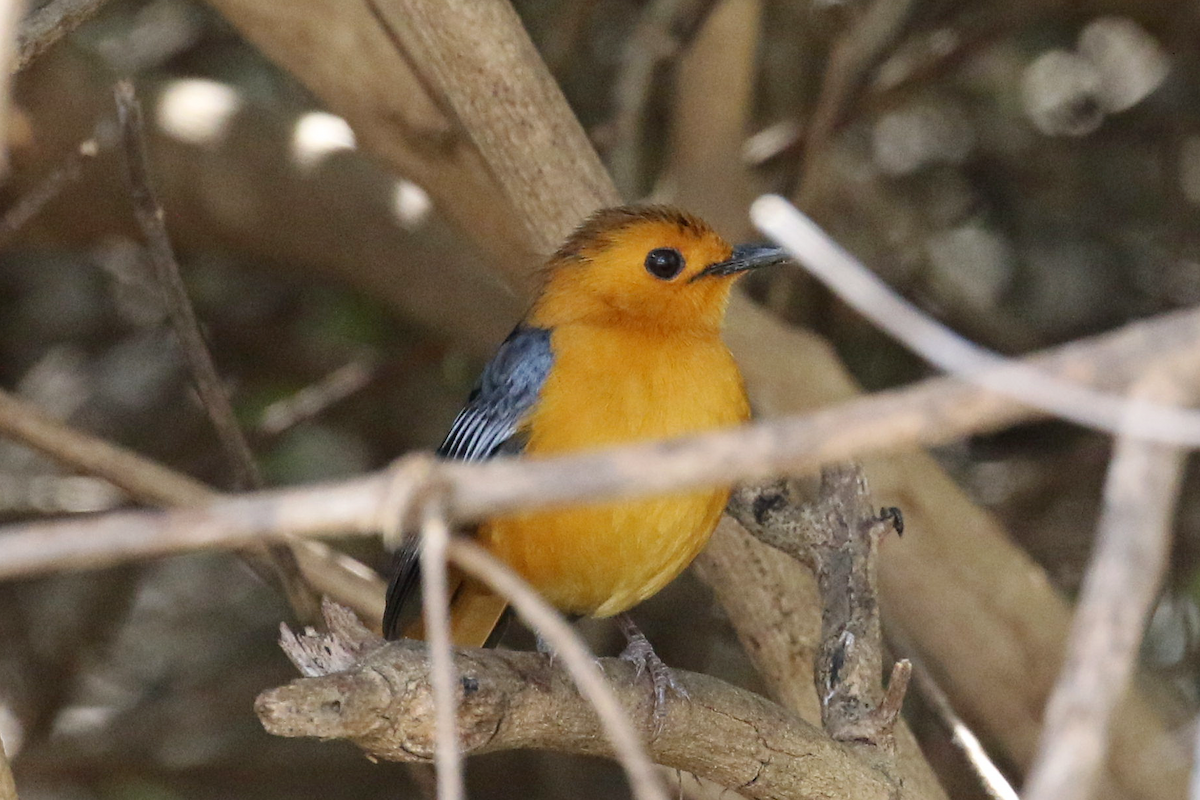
[1024,357,1200,800]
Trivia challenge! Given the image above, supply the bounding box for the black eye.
[644,247,685,280]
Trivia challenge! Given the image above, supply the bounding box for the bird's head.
[529,206,787,334]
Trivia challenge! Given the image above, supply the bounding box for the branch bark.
[257,614,895,800]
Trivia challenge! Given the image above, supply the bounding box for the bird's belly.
[479,488,729,616]
[478,324,749,616]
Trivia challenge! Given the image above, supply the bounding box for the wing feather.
[383,325,553,640]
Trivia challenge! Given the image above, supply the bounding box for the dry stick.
[448,539,669,800]
[112,79,319,623]
[13,0,109,71]
[1023,361,1200,800]
[900,643,1018,800]
[754,195,1200,447]
[0,387,386,628]
[257,358,377,438]
[607,0,720,197]
[0,120,115,245]
[113,80,262,491]
[5,303,1200,579]
[794,0,916,205]
[417,503,463,800]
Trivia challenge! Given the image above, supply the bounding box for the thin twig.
[897,640,1018,800]
[113,79,319,622]
[448,539,669,800]
[114,80,262,491]
[257,358,377,438]
[795,0,917,205]
[13,0,110,72]
[0,119,115,246]
[753,194,1200,446]
[0,386,384,627]
[5,302,1200,579]
[418,502,463,800]
[1023,360,1200,800]
[607,0,719,197]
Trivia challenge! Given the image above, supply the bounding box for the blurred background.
[1,0,1198,797]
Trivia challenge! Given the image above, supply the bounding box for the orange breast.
[477,323,750,616]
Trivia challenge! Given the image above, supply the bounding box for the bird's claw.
[617,614,688,733]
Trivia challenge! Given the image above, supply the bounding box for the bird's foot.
[616,613,687,732]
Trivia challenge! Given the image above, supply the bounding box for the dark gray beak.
[691,243,790,281]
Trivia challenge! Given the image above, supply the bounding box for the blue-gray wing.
[437,326,553,461]
[383,325,552,640]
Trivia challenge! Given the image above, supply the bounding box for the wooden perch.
[256,603,897,800]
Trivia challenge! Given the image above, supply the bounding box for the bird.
[384,204,787,703]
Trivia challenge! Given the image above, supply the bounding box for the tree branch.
[256,605,895,800]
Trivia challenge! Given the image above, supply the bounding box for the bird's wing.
[383,325,553,640]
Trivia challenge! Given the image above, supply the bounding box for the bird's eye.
[644,248,685,280]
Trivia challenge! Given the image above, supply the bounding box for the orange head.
[527,206,787,334]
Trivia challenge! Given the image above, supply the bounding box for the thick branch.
[256,638,894,800]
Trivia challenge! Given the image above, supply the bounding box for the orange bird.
[384,205,786,695]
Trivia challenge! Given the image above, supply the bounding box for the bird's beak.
[691,243,790,281]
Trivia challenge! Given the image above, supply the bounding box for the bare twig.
[4,303,1200,580]
[257,358,377,438]
[898,641,1018,800]
[753,195,1200,446]
[448,539,668,800]
[607,0,719,197]
[114,80,262,491]
[0,386,384,627]
[13,0,109,71]
[418,503,463,800]
[795,0,917,205]
[1023,360,1200,800]
[256,609,894,800]
[0,120,115,245]
[113,79,319,623]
